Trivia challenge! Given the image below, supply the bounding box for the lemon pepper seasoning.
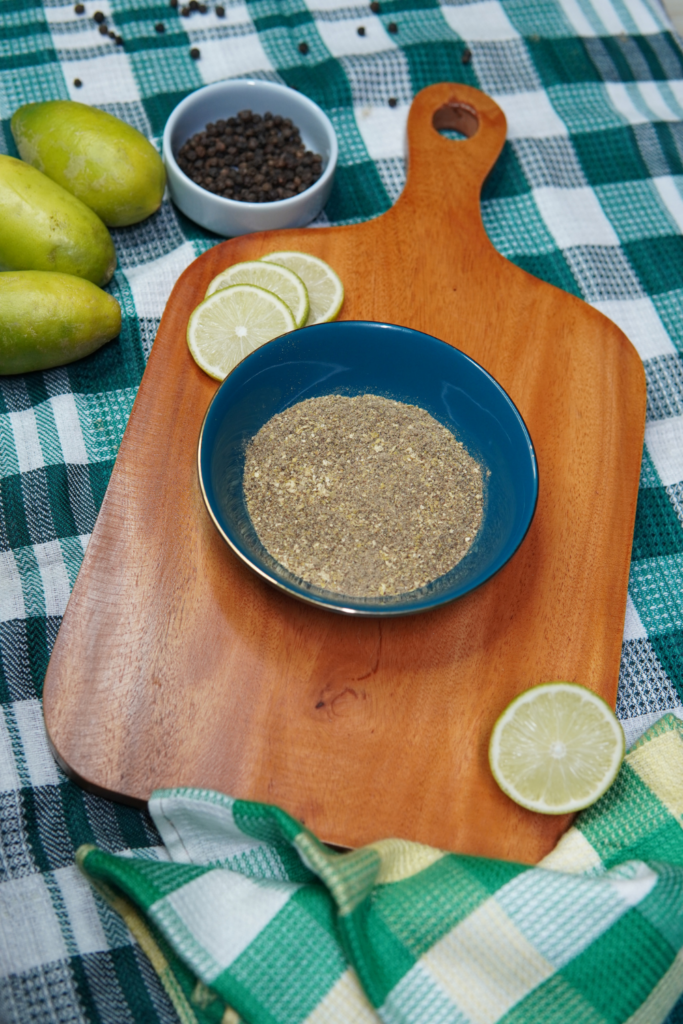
[243,394,484,598]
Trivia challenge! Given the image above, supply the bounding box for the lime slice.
[187,284,296,381]
[489,682,625,814]
[206,260,309,329]
[261,251,344,326]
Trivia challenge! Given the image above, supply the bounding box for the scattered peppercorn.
[370,0,380,10]
[190,46,200,58]
[170,0,178,6]
[176,108,324,204]
[181,5,189,13]
[74,3,85,12]
[357,25,366,35]
[98,23,109,34]
[388,96,397,107]
[93,10,105,22]
[73,78,83,87]
[198,2,207,10]
[108,29,116,37]
[461,47,472,64]
[116,34,123,44]
[189,0,199,8]
[387,21,398,32]
[215,4,225,12]
[298,41,309,54]
[155,21,165,31]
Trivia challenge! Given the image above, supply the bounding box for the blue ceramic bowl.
[198,321,538,616]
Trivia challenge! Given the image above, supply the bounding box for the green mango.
[0,271,121,375]
[12,100,166,227]
[0,155,116,286]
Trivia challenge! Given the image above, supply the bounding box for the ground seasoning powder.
[243,394,484,598]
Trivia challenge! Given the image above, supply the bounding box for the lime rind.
[260,251,344,326]
[187,283,296,381]
[205,259,310,329]
[489,681,625,815]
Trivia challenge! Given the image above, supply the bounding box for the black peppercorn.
[170,0,178,6]
[181,5,189,13]
[190,46,200,58]
[357,25,365,35]
[108,29,116,38]
[115,35,123,44]
[73,78,83,87]
[388,97,397,107]
[370,0,380,10]
[155,21,165,31]
[98,23,109,34]
[176,108,324,204]
[461,47,472,64]
[93,10,105,22]
[387,21,398,32]
[189,0,199,9]
[198,2,207,10]
[74,3,85,12]
[215,3,225,12]
[298,41,309,54]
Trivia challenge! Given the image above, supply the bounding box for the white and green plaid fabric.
[1,0,683,1021]
[77,714,683,1024]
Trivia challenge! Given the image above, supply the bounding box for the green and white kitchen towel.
[79,713,683,1024]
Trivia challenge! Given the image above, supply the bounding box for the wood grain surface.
[43,84,646,863]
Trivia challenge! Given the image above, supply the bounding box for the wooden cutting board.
[44,84,646,863]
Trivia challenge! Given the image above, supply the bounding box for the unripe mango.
[0,156,116,286]
[0,271,121,375]
[12,100,166,227]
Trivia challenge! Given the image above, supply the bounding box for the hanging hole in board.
[432,102,479,141]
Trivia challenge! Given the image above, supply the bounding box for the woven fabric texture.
[77,714,683,1024]
[1,0,683,1021]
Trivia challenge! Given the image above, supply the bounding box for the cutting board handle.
[394,83,507,231]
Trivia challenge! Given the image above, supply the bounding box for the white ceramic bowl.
[163,80,338,237]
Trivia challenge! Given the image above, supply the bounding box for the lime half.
[205,260,309,329]
[261,251,344,326]
[187,284,296,381]
[489,682,625,814]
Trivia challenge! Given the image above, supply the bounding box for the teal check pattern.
[76,714,683,1024]
[0,0,683,1021]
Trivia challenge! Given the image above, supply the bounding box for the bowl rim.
[197,321,539,617]
[162,78,339,213]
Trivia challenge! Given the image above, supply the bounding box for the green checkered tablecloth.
[1,0,683,1021]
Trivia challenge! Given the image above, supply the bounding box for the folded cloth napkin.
[78,713,683,1024]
